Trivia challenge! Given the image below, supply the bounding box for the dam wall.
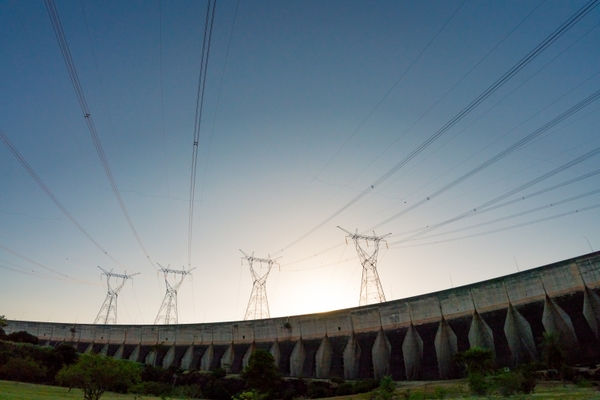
[6,251,600,380]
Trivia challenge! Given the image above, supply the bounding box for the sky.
[1,0,600,325]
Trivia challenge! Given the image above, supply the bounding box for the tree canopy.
[241,349,280,396]
[56,353,141,400]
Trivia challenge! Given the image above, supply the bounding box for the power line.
[44,0,155,270]
[188,0,217,268]
[369,88,600,230]
[273,0,599,254]
[0,128,127,269]
[394,202,600,248]
[415,188,600,242]
[391,167,600,239]
[262,0,469,241]
[391,144,600,245]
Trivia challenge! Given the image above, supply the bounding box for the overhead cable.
[370,88,600,230]
[0,128,127,270]
[391,144,600,245]
[188,0,217,268]
[44,0,155,270]
[274,0,599,254]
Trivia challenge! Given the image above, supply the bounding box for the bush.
[56,353,141,400]
[129,381,174,397]
[335,382,354,396]
[306,381,334,399]
[467,372,491,396]
[352,378,380,394]
[242,349,280,397]
[5,331,39,345]
[0,356,46,383]
[370,375,395,400]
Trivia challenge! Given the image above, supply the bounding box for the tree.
[454,347,494,396]
[0,356,46,383]
[0,315,7,338]
[56,353,141,400]
[242,349,280,397]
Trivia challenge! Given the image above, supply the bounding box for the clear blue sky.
[1,0,599,324]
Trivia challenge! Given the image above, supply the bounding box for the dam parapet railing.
[6,251,600,380]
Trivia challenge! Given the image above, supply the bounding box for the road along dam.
[6,251,600,381]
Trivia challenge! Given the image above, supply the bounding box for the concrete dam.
[6,251,600,381]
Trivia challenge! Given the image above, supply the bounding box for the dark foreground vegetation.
[2,316,600,399]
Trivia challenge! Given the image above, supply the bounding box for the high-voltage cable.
[415,188,600,242]
[44,0,155,270]
[188,0,217,269]
[275,0,599,254]
[391,144,600,245]
[0,128,127,270]
[391,167,600,239]
[397,202,600,248]
[370,88,600,231]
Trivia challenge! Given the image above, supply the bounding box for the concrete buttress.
[270,341,281,369]
[542,295,580,359]
[468,311,495,353]
[163,345,176,369]
[583,286,600,339]
[242,343,256,370]
[343,333,361,380]
[504,304,535,364]
[129,344,140,362]
[315,336,332,378]
[181,345,194,370]
[201,344,213,371]
[113,344,124,360]
[372,329,391,379]
[403,324,423,380]
[290,339,306,377]
[221,343,235,372]
[434,319,458,379]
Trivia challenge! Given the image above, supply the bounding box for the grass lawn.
[328,379,600,399]
[0,380,158,400]
[2,379,600,399]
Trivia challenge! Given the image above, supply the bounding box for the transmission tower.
[94,267,139,324]
[241,250,279,320]
[154,264,195,325]
[338,227,391,306]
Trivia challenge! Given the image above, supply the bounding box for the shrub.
[0,356,46,383]
[352,378,380,394]
[335,382,354,396]
[129,381,174,397]
[242,349,281,397]
[56,353,141,400]
[5,331,39,345]
[467,372,492,396]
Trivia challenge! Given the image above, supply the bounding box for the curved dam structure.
[6,252,600,380]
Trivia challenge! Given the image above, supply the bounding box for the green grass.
[2,379,600,400]
[0,380,159,400]
[327,380,600,400]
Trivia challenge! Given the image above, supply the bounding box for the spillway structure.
[6,251,600,380]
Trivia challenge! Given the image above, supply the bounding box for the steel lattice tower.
[94,267,139,324]
[338,227,391,306]
[241,250,279,320]
[154,264,195,325]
